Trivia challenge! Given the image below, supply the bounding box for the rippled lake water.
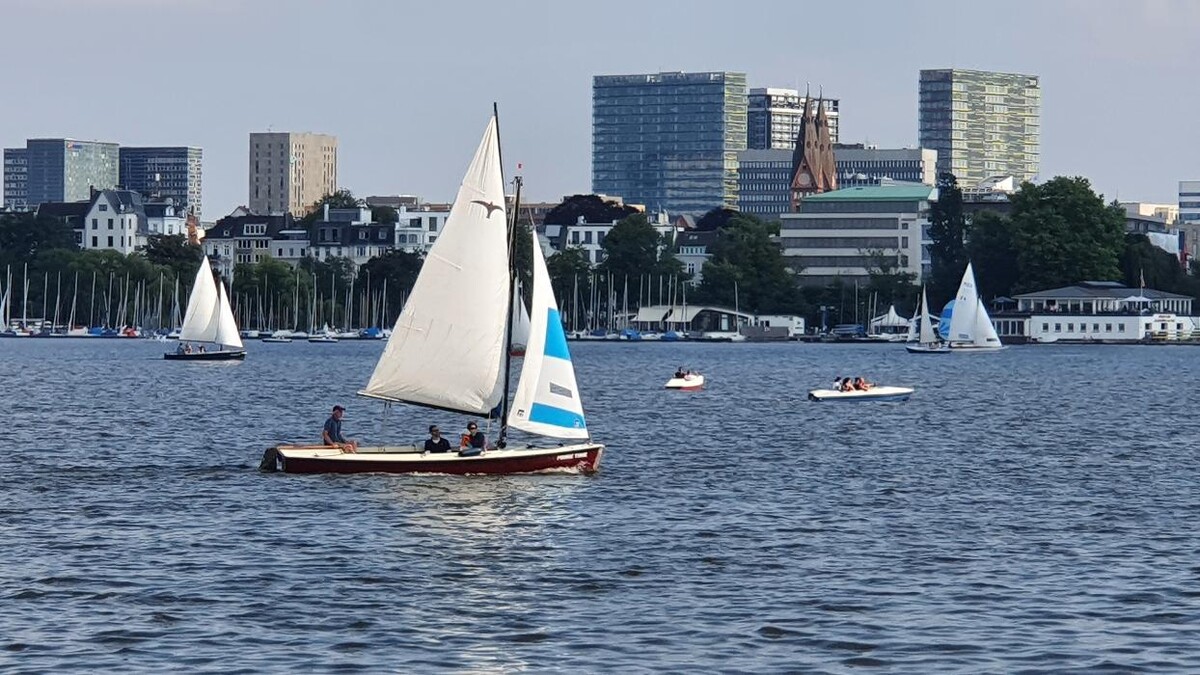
[3,338,1200,672]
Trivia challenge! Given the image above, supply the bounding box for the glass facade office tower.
[748,88,839,150]
[3,148,28,210]
[593,71,747,215]
[119,146,203,218]
[918,69,1040,186]
[22,139,119,206]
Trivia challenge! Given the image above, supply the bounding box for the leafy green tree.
[926,172,969,307]
[141,234,202,283]
[598,213,675,279]
[543,194,638,226]
[863,249,918,313]
[695,213,799,313]
[695,206,739,232]
[299,188,362,222]
[1120,234,1200,298]
[1009,177,1125,292]
[965,210,1019,300]
[0,212,77,268]
[545,246,592,327]
[356,249,424,322]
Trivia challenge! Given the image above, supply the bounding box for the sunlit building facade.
[918,69,1040,185]
[748,88,839,150]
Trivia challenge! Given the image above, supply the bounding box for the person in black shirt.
[424,425,451,453]
[460,422,486,451]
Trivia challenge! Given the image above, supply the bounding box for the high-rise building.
[1179,181,1200,225]
[119,146,203,218]
[592,71,747,215]
[737,146,937,217]
[18,138,119,207]
[748,88,839,150]
[918,68,1040,185]
[248,132,338,216]
[3,148,28,210]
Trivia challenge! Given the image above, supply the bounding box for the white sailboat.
[510,281,531,356]
[943,262,1004,352]
[165,255,246,360]
[266,113,603,475]
[905,286,949,354]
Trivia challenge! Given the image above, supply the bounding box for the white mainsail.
[918,287,938,345]
[361,117,509,415]
[511,281,531,349]
[508,228,589,439]
[179,255,221,343]
[215,283,244,349]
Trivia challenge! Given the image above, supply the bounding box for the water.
[3,339,1200,672]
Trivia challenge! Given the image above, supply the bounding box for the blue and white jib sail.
[507,229,589,440]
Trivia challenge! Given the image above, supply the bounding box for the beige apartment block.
[248,132,338,216]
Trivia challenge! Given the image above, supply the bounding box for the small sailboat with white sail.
[265,112,603,475]
[164,256,246,360]
[941,262,1004,352]
[905,286,949,354]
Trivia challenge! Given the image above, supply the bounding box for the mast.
[496,100,518,446]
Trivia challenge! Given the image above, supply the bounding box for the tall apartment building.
[918,68,1040,185]
[3,148,28,210]
[248,132,337,216]
[7,139,120,207]
[748,88,839,150]
[1179,181,1200,225]
[593,71,747,215]
[737,146,937,217]
[119,146,203,218]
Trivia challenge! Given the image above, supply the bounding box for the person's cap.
[333,405,345,412]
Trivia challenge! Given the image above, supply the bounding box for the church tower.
[790,89,837,210]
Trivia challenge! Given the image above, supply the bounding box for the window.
[428,218,438,232]
[92,218,98,229]
[1042,322,1048,332]
[278,249,283,257]
[91,236,97,247]
[1105,324,1112,332]
[1067,323,1074,332]
[107,236,113,247]
[359,231,367,240]
[1093,324,1099,332]
[1054,323,1061,332]
[99,204,108,212]
[108,218,114,229]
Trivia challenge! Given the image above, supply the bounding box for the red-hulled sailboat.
[263,110,602,475]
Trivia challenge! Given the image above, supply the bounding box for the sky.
[3,0,1199,217]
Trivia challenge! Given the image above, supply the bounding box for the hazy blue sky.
[3,0,1198,216]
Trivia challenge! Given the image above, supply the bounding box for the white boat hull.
[906,343,950,354]
[665,374,705,390]
[808,386,914,402]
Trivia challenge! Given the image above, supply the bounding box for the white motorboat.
[665,373,705,390]
[808,386,914,402]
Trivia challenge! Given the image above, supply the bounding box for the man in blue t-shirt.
[322,405,357,453]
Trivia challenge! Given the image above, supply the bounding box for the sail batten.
[361,117,509,415]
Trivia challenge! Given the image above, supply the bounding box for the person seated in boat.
[674,366,686,379]
[322,405,357,453]
[839,377,854,392]
[198,344,206,353]
[424,425,451,453]
[854,377,873,391]
[461,422,486,452]
[176,342,186,354]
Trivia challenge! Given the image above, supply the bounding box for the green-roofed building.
[778,183,938,286]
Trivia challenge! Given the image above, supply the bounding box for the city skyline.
[1,0,1198,215]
